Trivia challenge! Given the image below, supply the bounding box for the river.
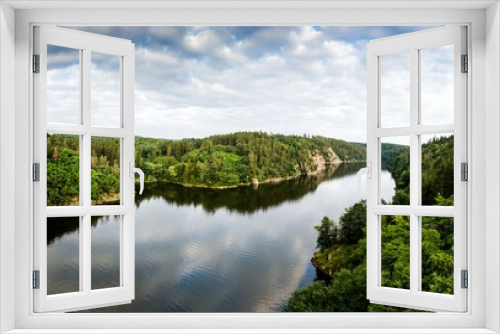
[47,163,395,312]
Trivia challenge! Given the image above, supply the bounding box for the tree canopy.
[283,135,455,312]
[47,132,367,205]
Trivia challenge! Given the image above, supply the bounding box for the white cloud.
[184,29,222,53]
[46,64,81,124]
[50,26,447,145]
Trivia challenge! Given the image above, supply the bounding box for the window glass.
[47,217,80,295]
[421,133,454,206]
[46,45,81,124]
[420,45,454,125]
[380,51,411,128]
[381,215,410,290]
[381,137,410,205]
[91,215,121,290]
[421,216,454,295]
[91,137,121,205]
[91,52,121,128]
[47,134,80,206]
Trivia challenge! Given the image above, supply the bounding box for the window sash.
[366,26,467,312]
[33,25,136,313]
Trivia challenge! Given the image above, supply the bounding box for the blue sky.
[47,26,452,143]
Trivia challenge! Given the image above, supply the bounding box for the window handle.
[356,161,372,195]
[129,162,145,195]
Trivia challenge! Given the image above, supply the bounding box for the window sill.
[4,329,497,334]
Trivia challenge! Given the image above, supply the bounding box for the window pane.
[421,216,454,295]
[380,51,410,128]
[421,134,454,206]
[381,215,410,290]
[47,217,80,295]
[381,137,410,205]
[91,137,120,205]
[46,45,80,124]
[47,134,80,206]
[91,215,121,290]
[420,45,454,125]
[91,52,121,127]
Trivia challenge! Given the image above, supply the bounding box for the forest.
[46,132,366,205]
[46,130,455,312]
[282,135,455,312]
[135,132,365,186]
[47,134,121,205]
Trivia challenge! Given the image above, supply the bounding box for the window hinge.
[461,270,468,289]
[33,163,40,182]
[461,162,468,181]
[33,270,40,289]
[33,54,40,73]
[461,54,468,73]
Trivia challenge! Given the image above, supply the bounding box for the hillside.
[135,132,366,187]
[283,135,455,312]
[47,132,367,205]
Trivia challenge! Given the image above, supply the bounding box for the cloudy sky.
[46,26,453,143]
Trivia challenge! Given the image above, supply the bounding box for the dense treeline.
[421,136,454,205]
[381,142,410,205]
[47,134,120,205]
[135,132,365,186]
[283,135,455,312]
[47,132,367,205]
[382,136,454,205]
[47,134,80,206]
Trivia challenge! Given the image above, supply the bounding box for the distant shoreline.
[134,161,365,190]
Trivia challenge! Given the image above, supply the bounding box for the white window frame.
[33,25,136,313]
[366,26,468,312]
[1,2,499,333]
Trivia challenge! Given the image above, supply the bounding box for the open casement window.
[33,26,139,312]
[365,26,467,312]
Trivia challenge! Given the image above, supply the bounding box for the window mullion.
[82,49,91,126]
[82,48,91,208]
[409,47,420,294]
[82,131,91,294]
[82,48,92,294]
[82,214,91,293]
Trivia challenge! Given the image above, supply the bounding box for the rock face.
[312,153,327,172]
[252,147,345,185]
[326,148,342,165]
[302,149,343,175]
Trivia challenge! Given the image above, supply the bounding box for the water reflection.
[135,163,362,214]
[47,163,395,312]
[47,217,79,295]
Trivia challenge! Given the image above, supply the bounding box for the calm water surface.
[47,163,395,312]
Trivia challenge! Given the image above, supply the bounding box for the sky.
[46,26,453,143]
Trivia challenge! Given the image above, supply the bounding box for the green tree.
[314,216,338,251]
[338,200,366,244]
[284,135,454,312]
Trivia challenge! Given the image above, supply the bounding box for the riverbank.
[135,161,358,190]
[80,161,363,205]
[91,192,120,205]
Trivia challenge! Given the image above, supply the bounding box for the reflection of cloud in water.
[91,216,120,290]
[47,218,80,295]
[50,166,396,312]
[128,200,317,312]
